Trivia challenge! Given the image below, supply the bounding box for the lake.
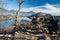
[0,17,32,31]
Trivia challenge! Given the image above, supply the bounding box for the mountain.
[27,12,52,19]
[20,11,36,17]
[0,8,36,16]
[28,12,47,17]
[0,8,51,17]
[0,8,13,15]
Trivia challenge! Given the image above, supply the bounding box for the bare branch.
[17,0,25,6]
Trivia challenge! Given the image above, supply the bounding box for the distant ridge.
[0,8,12,15]
[0,8,36,16]
[0,8,51,17]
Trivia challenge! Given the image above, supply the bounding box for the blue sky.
[0,0,60,16]
[2,0,60,10]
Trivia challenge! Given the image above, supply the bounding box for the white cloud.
[21,3,60,16]
[44,3,57,10]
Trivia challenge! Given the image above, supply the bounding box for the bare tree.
[15,0,35,26]
[15,0,25,26]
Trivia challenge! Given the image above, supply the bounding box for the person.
[53,18,58,33]
[48,16,54,34]
[58,16,60,30]
[48,16,58,34]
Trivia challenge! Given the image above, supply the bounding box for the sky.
[0,0,60,16]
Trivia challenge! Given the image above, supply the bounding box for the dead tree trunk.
[15,6,21,26]
[15,0,25,26]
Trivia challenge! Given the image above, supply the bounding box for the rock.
[26,32,30,35]
[15,32,20,38]
[27,29,32,32]
[4,34,13,37]
[46,37,51,40]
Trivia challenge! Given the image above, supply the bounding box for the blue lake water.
[0,17,32,29]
